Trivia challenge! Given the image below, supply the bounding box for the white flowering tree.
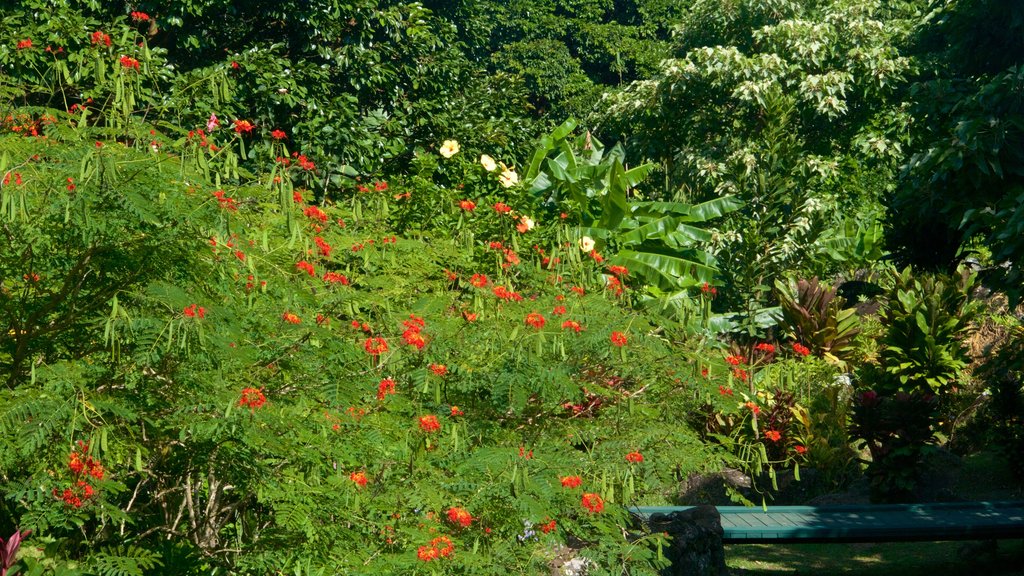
[597,0,913,321]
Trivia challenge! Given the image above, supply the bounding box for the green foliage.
[598,0,918,320]
[0,92,712,573]
[876,267,980,393]
[774,277,861,369]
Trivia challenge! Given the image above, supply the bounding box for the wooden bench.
[631,501,1024,544]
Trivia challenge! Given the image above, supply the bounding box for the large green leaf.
[613,248,719,288]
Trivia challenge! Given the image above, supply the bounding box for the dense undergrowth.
[1,0,1022,574]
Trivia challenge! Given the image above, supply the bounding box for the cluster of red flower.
[418,414,441,433]
[581,492,604,513]
[313,236,333,257]
[377,378,396,400]
[303,206,328,223]
[119,56,140,70]
[54,442,104,508]
[561,320,583,333]
[233,119,254,134]
[560,475,582,488]
[323,271,349,285]
[90,30,111,46]
[238,387,266,410]
[364,337,389,356]
[446,507,473,528]
[625,451,644,463]
[459,199,476,211]
[349,471,368,487]
[417,536,454,562]
[183,303,206,319]
[610,331,628,347]
[295,261,315,276]
[492,285,523,302]
[211,189,237,211]
[524,312,546,329]
[282,312,301,324]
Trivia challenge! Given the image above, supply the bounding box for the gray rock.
[644,505,728,576]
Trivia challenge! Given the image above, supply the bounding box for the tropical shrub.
[774,277,861,369]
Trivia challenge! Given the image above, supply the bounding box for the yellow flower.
[498,163,519,188]
[579,236,595,252]
[480,154,497,171]
[440,139,460,158]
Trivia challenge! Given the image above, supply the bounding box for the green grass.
[728,540,1024,575]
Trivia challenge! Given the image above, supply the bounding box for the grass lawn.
[728,540,1024,575]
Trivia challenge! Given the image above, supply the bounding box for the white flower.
[480,154,497,171]
[579,236,595,252]
[440,139,460,158]
[498,163,519,188]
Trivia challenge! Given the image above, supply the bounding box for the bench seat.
[631,501,1024,543]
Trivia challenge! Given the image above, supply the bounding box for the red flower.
[754,342,775,354]
[238,387,267,410]
[446,507,473,528]
[610,331,628,347]
[562,320,583,333]
[459,199,476,211]
[119,56,140,70]
[364,337,389,356]
[417,546,439,562]
[130,11,151,21]
[403,329,426,350]
[418,414,441,433]
[429,363,447,376]
[581,493,604,513]
[764,430,782,442]
[607,265,629,277]
[377,378,396,400]
[493,202,512,213]
[570,286,585,296]
[793,342,811,357]
[374,181,388,192]
[625,451,644,463]
[718,385,733,397]
[744,401,760,415]
[16,39,33,50]
[323,272,350,285]
[462,311,477,322]
[270,129,287,140]
[90,31,111,46]
[552,305,567,316]
[450,405,463,416]
[733,368,749,382]
[725,355,745,366]
[560,475,582,488]
[470,273,488,287]
[794,445,808,455]
[524,312,546,329]
[349,471,368,487]
[540,519,557,533]
[314,236,333,257]
[701,282,718,297]
[183,304,206,319]
[233,119,255,134]
[301,204,325,220]
[295,261,315,276]
[282,312,301,324]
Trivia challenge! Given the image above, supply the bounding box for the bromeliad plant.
[774,277,862,369]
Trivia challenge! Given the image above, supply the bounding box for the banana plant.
[526,120,742,290]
